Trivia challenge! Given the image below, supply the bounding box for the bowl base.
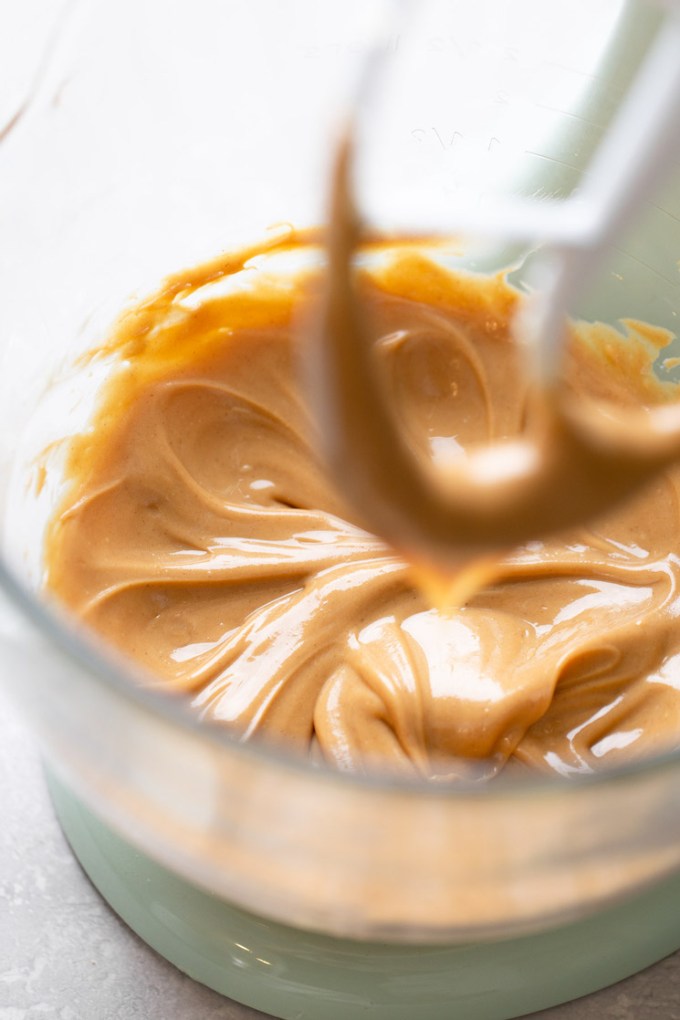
[46,766,680,1020]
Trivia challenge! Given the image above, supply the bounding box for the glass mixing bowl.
[1,0,680,947]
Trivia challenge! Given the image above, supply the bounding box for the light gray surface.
[2,689,680,1020]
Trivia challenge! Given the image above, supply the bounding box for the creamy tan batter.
[44,233,680,781]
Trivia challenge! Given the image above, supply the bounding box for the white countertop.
[2,689,680,1020]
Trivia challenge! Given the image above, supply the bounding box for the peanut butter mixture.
[45,234,680,781]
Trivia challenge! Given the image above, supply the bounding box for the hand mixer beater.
[313,0,680,574]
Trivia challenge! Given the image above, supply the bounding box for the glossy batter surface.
[45,236,680,781]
